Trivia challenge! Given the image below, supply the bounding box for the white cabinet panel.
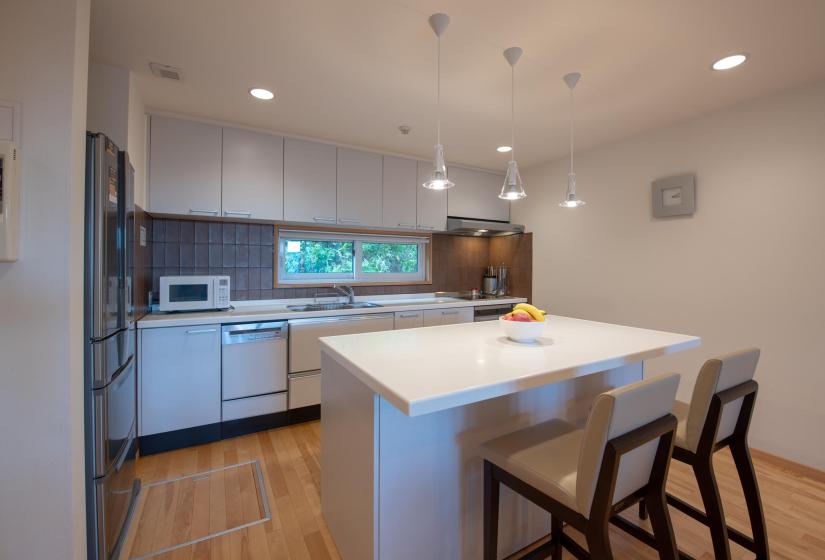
[394,310,424,330]
[289,314,395,373]
[337,148,382,227]
[140,325,221,435]
[221,127,284,221]
[148,116,222,216]
[422,307,474,327]
[222,392,287,422]
[289,373,321,409]
[283,138,337,224]
[382,156,418,229]
[416,161,448,231]
[447,166,510,222]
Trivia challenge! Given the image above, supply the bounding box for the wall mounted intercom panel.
[0,140,20,262]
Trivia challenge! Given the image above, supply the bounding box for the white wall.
[515,80,825,469]
[0,1,91,558]
[87,63,148,207]
[127,76,147,208]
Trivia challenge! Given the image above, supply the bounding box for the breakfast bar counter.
[319,316,699,560]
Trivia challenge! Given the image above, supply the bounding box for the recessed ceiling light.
[249,87,274,100]
[711,53,748,71]
[497,146,512,153]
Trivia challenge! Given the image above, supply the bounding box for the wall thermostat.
[0,140,20,261]
[652,173,695,218]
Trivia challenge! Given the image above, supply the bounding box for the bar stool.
[635,348,769,560]
[481,373,681,560]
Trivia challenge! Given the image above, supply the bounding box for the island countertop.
[319,315,700,416]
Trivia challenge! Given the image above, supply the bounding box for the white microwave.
[159,275,231,312]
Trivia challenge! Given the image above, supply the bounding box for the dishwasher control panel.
[222,321,287,345]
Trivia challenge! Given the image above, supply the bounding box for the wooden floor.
[123,421,825,559]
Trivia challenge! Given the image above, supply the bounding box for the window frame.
[276,227,431,287]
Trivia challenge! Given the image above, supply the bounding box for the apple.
[510,313,533,322]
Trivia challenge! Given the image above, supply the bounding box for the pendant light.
[499,47,527,200]
[560,72,585,208]
[423,13,454,190]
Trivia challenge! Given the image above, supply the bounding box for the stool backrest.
[684,348,760,452]
[576,373,680,517]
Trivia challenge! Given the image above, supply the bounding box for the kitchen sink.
[286,302,383,312]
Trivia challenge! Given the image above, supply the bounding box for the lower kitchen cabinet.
[422,307,474,326]
[394,310,424,329]
[139,324,222,453]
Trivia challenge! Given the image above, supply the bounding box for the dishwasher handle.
[222,321,288,345]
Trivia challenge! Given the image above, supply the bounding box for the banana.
[513,303,546,321]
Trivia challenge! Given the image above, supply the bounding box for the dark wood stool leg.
[550,515,563,560]
[638,498,648,520]
[585,522,614,560]
[693,461,732,560]
[730,441,770,559]
[646,492,679,560]
[484,461,500,560]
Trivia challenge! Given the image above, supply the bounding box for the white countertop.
[319,316,701,416]
[137,293,527,328]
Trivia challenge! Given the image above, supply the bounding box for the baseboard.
[751,448,825,484]
[289,404,321,424]
[221,410,290,439]
[139,423,222,455]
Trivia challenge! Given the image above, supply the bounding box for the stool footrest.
[610,515,696,560]
[666,493,760,552]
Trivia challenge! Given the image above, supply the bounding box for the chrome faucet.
[332,284,356,304]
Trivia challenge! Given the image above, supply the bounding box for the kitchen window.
[277,230,429,285]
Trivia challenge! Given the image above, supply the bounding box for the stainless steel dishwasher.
[221,321,288,425]
[288,314,395,412]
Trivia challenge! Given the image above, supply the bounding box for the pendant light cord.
[436,36,441,146]
[511,65,515,158]
[569,86,574,175]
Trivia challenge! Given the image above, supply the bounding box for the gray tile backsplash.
[150,218,276,301]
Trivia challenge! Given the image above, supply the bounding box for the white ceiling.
[90,0,825,171]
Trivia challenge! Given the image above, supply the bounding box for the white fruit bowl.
[499,316,546,343]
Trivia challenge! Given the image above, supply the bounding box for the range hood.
[445,217,525,237]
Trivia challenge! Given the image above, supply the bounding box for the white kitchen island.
[319,316,699,560]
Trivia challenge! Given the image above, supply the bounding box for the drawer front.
[288,314,395,373]
[394,310,424,330]
[222,392,288,422]
[222,337,287,400]
[422,307,474,327]
[289,373,321,409]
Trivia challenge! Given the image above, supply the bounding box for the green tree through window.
[284,240,354,274]
[361,242,418,273]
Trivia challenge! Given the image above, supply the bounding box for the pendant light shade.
[499,47,526,200]
[560,72,585,208]
[423,13,454,190]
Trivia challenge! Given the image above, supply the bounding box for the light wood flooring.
[122,421,825,559]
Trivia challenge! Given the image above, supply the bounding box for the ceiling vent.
[149,62,182,81]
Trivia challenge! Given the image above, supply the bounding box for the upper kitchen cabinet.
[148,116,222,216]
[447,166,510,222]
[382,156,418,230]
[416,161,448,231]
[221,127,284,221]
[336,148,381,227]
[283,138,337,224]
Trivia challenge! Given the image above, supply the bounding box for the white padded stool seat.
[480,419,582,513]
[672,400,691,451]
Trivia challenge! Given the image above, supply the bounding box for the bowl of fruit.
[500,303,547,343]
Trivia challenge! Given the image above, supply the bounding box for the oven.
[474,303,513,322]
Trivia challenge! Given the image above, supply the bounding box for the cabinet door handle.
[224,210,252,217]
[186,328,218,334]
[313,216,336,223]
[338,218,361,224]
[398,313,420,319]
[398,222,416,228]
[417,225,436,230]
[441,310,459,315]
[190,208,219,215]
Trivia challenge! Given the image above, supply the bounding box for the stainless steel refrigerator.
[84,132,140,560]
